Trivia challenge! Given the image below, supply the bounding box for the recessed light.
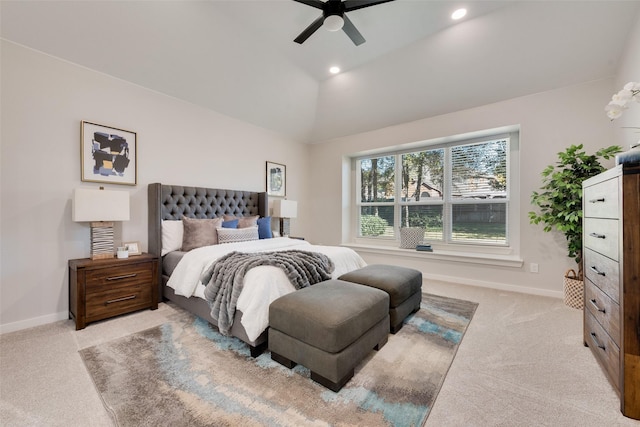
[329,66,341,74]
[451,8,467,20]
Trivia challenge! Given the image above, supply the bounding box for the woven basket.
[563,269,584,310]
[400,227,424,249]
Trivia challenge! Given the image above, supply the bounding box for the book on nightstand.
[416,244,433,252]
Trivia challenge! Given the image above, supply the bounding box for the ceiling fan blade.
[342,14,366,46]
[294,15,324,44]
[292,0,325,10]
[343,0,395,13]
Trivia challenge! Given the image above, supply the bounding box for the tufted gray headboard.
[147,183,268,260]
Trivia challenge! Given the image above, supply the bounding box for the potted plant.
[528,144,621,308]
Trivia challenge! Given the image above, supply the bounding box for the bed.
[147,183,366,356]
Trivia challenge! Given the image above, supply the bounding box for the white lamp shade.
[72,188,130,222]
[272,199,297,218]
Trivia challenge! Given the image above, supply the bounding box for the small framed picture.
[81,121,137,186]
[123,241,142,256]
[266,161,286,197]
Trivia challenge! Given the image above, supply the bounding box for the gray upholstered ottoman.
[269,280,389,392]
[339,264,422,334]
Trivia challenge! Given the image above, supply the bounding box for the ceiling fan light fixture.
[323,14,344,32]
[293,0,393,45]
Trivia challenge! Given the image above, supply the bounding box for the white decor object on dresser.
[582,163,640,420]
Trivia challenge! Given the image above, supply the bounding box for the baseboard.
[422,272,564,300]
[0,311,69,335]
[0,274,563,335]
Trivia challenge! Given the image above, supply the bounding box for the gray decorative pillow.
[181,217,223,251]
[216,226,259,244]
[223,214,259,229]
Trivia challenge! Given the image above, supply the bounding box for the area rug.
[80,293,477,427]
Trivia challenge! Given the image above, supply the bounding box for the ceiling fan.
[293,0,395,46]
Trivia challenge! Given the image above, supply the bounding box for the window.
[356,133,516,249]
[359,156,395,237]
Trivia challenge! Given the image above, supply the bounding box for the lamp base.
[91,252,114,260]
[279,218,290,237]
[90,221,115,260]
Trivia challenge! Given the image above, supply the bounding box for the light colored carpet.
[79,293,476,426]
[1,280,639,426]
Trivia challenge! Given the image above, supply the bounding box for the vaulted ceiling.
[2,1,639,142]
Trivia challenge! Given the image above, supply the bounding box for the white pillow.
[216,226,259,244]
[161,220,184,256]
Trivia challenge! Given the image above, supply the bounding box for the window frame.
[353,130,520,256]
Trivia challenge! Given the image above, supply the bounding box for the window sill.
[342,243,524,268]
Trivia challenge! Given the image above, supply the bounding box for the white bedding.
[167,237,367,341]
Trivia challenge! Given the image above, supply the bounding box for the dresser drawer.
[584,247,620,303]
[584,176,619,219]
[584,218,619,261]
[86,283,152,323]
[585,311,620,389]
[85,263,153,292]
[584,279,620,347]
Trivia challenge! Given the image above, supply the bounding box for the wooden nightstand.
[69,253,159,330]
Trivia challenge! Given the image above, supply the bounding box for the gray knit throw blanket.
[201,250,335,336]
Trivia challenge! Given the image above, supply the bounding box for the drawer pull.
[588,197,605,203]
[106,273,137,281]
[589,232,606,239]
[106,295,136,305]
[590,332,606,351]
[589,266,606,276]
[589,299,606,313]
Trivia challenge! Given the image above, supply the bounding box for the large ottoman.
[269,280,389,392]
[339,264,422,334]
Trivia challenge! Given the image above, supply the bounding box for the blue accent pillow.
[257,216,273,239]
[221,219,238,228]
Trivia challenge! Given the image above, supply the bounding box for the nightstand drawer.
[585,311,620,389]
[85,263,153,292]
[583,248,619,303]
[86,284,152,323]
[584,279,620,347]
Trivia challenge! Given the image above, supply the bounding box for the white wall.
[612,11,640,148]
[0,41,309,332]
[2,10,637,332]
[308,78,619,297]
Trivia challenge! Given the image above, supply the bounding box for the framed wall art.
[266,161,286,197]
[81,121,137,186]
[123,241,142,255]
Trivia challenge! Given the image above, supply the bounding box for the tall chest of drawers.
[582,163,640,420]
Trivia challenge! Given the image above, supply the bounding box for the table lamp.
[73,187,130,259]
[272,199,297,237]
